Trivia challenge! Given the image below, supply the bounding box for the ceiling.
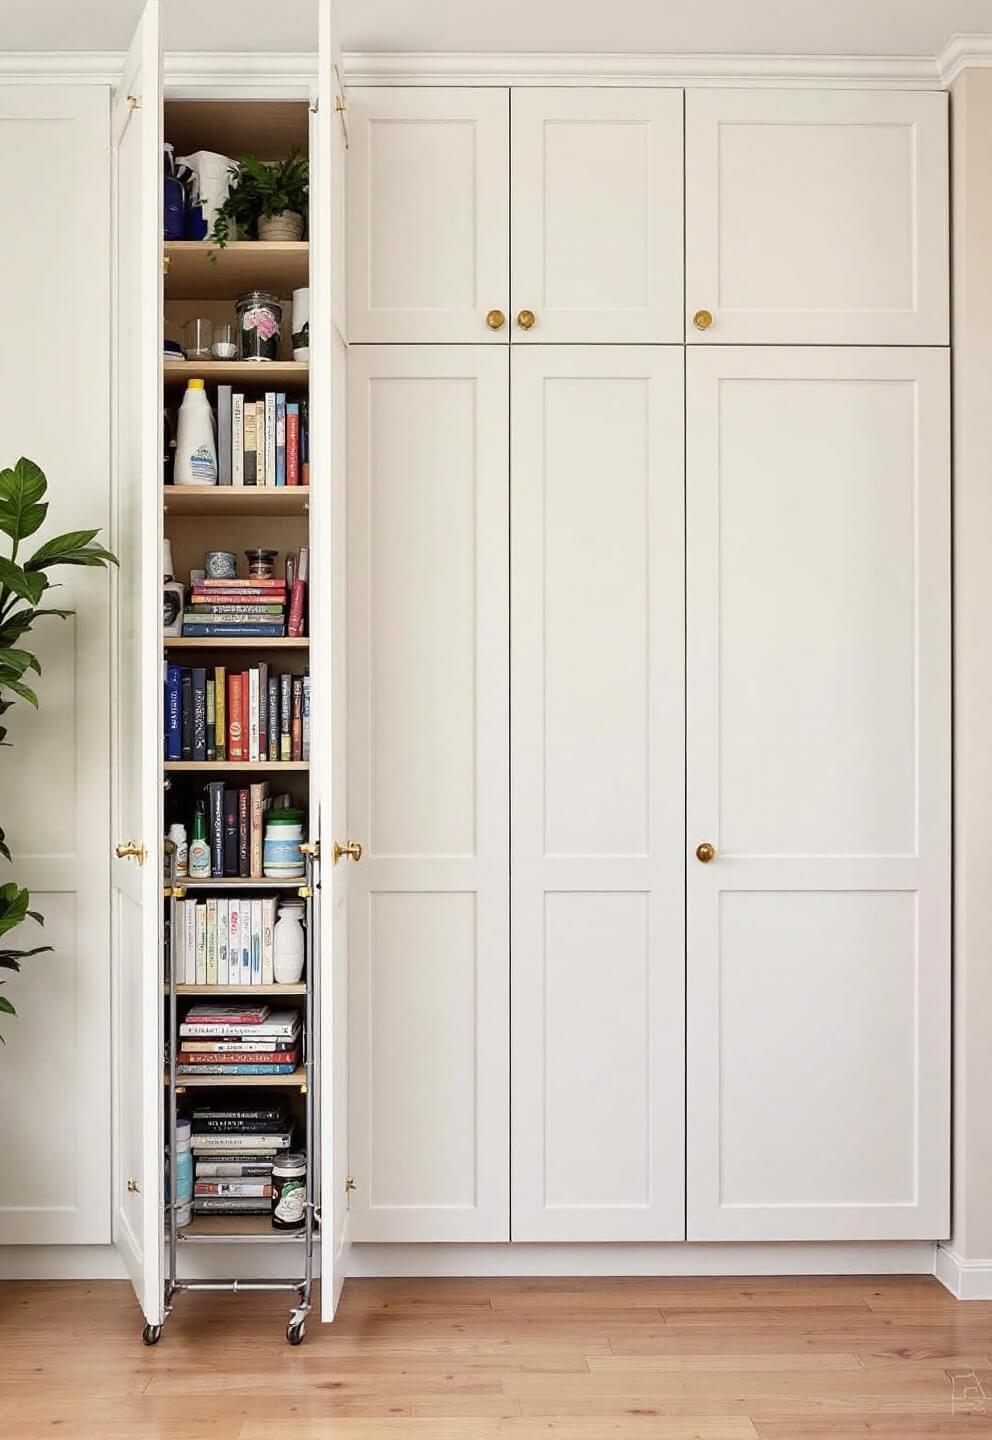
[2,0,991,57]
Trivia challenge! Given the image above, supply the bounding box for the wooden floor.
[4,1275,992,1437]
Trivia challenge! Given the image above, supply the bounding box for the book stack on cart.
[178,1004,302,1075]
[191,1098,295,1218]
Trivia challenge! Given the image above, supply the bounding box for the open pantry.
[109,0,350,1345]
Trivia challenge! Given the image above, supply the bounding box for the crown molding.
[340,50,941,89]
[938,33,992,87]
[0,47,953,91]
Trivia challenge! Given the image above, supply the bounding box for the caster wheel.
[142,1324,162,1346]
[286,1321,305,1346]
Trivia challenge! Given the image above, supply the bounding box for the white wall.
[946,66,992,1286]
[0,85,112,1243]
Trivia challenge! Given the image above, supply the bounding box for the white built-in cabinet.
[347,82,951,1247]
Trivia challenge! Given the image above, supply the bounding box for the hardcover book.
[243,398,257,486]
[214,665,226,762]
[232,393,244,486]
[217,384,233,486]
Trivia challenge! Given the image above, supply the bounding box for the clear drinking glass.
[182,317,213,361]
[211,323,236,360]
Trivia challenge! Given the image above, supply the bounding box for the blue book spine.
[191,667,207,760]
[176,1063,296,1075]
[181,623,286,638]
[275,393,286,486]
[165,664,182,759]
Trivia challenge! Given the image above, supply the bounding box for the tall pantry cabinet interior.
[346,84,951,1245]
[109,0,352,1338]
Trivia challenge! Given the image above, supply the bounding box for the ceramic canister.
[205,550,237,579]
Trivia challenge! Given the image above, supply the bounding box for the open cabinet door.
[109,0,163,1327]
[314,0,352,1319]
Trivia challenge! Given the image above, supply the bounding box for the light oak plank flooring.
[3,1276,992,1438]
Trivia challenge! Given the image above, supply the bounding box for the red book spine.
[227,673,243,760]
[201,578,287,590]
[287,581,306,638]
[287,413,300,486]
[241,672,250,759]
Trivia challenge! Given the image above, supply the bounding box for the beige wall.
[950,67,992,1264]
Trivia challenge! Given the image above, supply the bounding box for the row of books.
[173,896,290,987]
[175,783,297,879]
[165,665,309,762]
[179,1005,301,1077]
[180,560,309,640]
[190,1099,295,1214]
[212,387,309,488]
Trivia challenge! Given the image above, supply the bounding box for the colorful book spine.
[195,902,207,985]
[217,898,229,986]
[267,678,279,761]
[217,384,233,486]
[243,400,257,486]
[182,623,286,638]
[165,664,182,760]
[276,393,286,485]
[205,678,216,760]
[223,788,239,876]
[265,392,276,486]
[302,674,310,761]
[207,781,225,876]
[291,677,303,762]
[181,671,193,760]
[248,667,260,763]
[300,398,310,487]
[258,661,268,760]
[227,672,243,760]
[205,897,218,985]
[192,668,207,760]
[178,1063,297,1076]
[286,403,300,486]
[232,393,244,486]
[287,548,308,638]
[238,790,250,878]
[256,399,267,487]
[249,782,269,879]
[214,665,226,762]
[280,674,292,760]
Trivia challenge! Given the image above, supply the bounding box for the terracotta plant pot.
[258,210,305,241]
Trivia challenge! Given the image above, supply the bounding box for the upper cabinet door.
[511,89,683,343]
[686,90,949,344]
[348,88,508,342]
[110,0,163,1327]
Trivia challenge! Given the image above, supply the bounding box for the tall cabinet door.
[348,345,509,1241]
[511,346,685,1242]
[685,90,948,344]
[686,346,950,1241]
[314,0,351,1320]
[348,88,508,343]
[511,89,683,343]
[109,0,164,1323]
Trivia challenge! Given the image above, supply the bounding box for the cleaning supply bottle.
[175,378,218,486]
[188,803,211,878]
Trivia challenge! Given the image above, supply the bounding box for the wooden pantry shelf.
[163,485,310,516]
[178,1214,306,1242]
[164,360,308,386]
[167,878,306,892]
[164,761,308,773]
[172,1069,306,1089]
[164,241,308,300]
[164,638,309,651]
[170,984,307,995]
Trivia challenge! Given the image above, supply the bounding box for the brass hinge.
[335,95,347,113]
[127,1177,140,1193]
[300,841,320,858]
[164,885,187,900]
[297,885,314,899]
[162,254,171,275]
[127,93,140,111]
[345,1175,357,1192]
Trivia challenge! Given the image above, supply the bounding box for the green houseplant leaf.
[209,147,309,250]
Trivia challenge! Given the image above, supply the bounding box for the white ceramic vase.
[273,901,306,985]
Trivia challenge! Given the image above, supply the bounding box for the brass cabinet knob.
[695,842,716,863]
[333,840,363,865]
[516,309,536,330]
[115,841,147,865]
[693,309,714,331]
[486,308,506,330]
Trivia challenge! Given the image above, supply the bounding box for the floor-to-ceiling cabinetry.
[346,81,951,1248]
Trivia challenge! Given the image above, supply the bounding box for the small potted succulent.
[210,148,309,248]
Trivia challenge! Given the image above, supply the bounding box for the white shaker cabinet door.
[348,346,509,1241]
[511,88,683,343]
[685,90,949,344]
[348,88,509,342]
[685,346,950,1241]
[511,346,685,1241]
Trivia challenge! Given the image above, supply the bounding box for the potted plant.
[0,457,116,1038]
[210,148,309,248]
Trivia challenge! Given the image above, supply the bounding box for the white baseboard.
[935,1244,992,1299]
[0,1239,938,1284]
[348,1240,937,1279]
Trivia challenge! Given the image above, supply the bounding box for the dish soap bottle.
[175,378,218,486]
[188,802,211,878]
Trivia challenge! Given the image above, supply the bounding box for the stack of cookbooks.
[177,1004,302,1076]
[190,1100,294,1217]
[182,575,286,639]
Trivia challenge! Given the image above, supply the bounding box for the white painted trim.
[342,50,941,89]
[0,1241,320,1283]
[0,48,947,91]
[935,1244,992,1299]
[939,34,992,87]
[349,1241,937,1278]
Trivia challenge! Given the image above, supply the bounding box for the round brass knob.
[486,308,506,331]
[516,309,536,330]
[695,842,716,863]
[693,309,713,331]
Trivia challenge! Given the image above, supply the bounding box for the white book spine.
[232,394,244,486]
[227,901,240,986]
[240,900,252,984]
[261,896,277,985]
[248,668,260,763]
[251,898,263,984]
[205,897,218,985]
[256,400,266,487]
[173,900,184,987]
[183,900,197,984]
[195,902,207,985]
[265,391,276,486]
[216,899,229,986]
